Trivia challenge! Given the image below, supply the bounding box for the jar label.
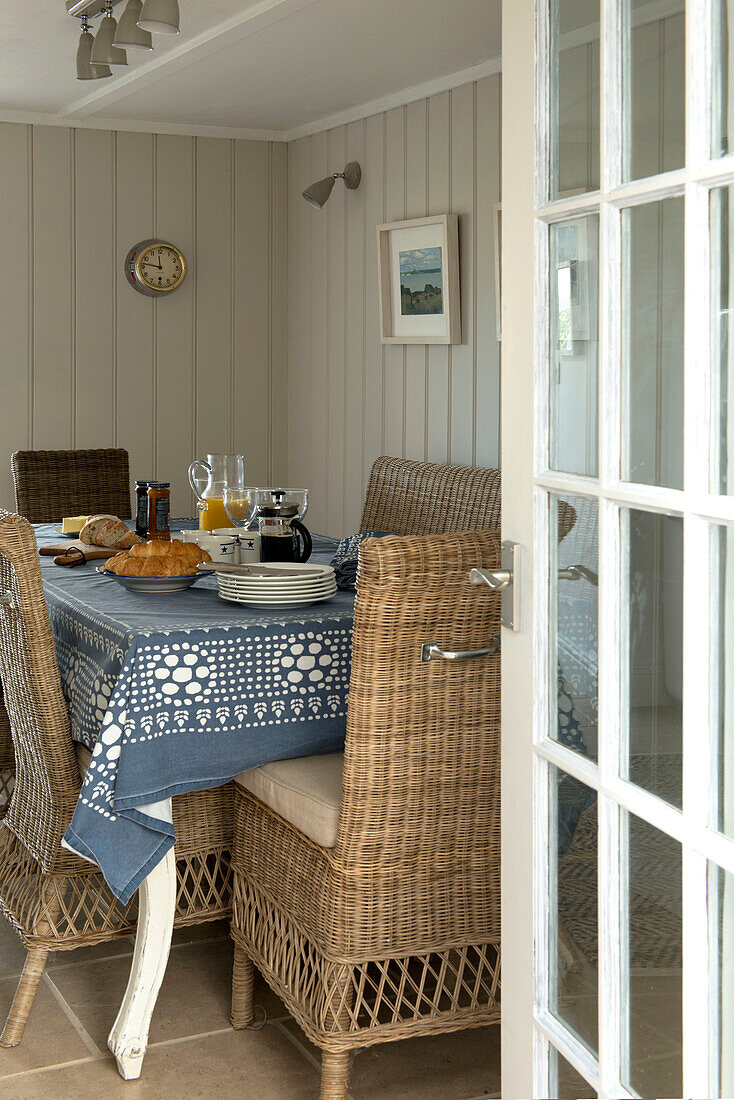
[155,497,170,532]
[136,495,149,536]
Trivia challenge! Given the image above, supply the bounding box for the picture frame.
[376,214,461,344]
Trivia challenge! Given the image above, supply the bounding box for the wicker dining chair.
[230,531,502,1100]
[2,448,133,819]
[0,510,232,1048]
[11,447,132,523]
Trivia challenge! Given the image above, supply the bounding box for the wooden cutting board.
[39,541,117,567]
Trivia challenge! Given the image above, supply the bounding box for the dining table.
[34,521,356,1080]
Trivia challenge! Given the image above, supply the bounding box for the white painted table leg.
[108,844,176,1080]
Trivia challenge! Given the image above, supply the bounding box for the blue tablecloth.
[35,523,353,904]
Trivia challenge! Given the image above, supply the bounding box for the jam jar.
[135,481,150,539]
[147,482,171,541]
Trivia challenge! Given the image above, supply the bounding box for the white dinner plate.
[217,589,337,608]
[216,579,337,595]
[201,561,334,580]
[216,580,337,597]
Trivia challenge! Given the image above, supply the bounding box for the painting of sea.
[399,246,444,315]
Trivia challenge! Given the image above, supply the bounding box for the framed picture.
[376,214,461,344]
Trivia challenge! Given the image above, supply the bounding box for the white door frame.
[501,0,734,1096]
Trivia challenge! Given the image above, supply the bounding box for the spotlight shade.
[137,0,180,34]
[115,0,153,49]
[91,13,128,65]
[302,176,336,210]
[77,30,112,79]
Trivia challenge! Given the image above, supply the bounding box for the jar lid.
[135,480,150,487]
[147,481,170,488]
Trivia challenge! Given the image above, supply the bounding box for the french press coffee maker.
[255,489,312,563]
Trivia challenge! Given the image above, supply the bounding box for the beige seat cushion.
[235,752,344,849]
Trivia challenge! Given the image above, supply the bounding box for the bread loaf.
[81,514,141,550]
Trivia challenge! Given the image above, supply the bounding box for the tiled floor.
[0,919,502,1099]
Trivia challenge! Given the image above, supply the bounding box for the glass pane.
[622,199,684,490]
[550,216,599,477]
[550,1046,597,1099]
[712,863,734,1096]
[624,509,683,808]
[624,0,685,181]
[551,494,599,761]
[713,0,734,157]
[550,0,600,200]
[711,186,734,496]
[623,812,683,1097]
[714,524,734,838]
[552,765,598,1054]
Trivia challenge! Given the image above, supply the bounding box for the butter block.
[61,515,89,534]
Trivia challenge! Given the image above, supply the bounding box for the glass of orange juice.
[223,487,257,530]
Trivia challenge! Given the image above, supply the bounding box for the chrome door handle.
[468,541,523,632]
[421,633,501,662]
[558,563,598,586]
[469,568,512,591]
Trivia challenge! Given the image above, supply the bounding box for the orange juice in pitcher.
[197,497,230,532]
[188,454,245,531]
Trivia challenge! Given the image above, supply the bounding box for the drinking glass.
[223,487,258,529]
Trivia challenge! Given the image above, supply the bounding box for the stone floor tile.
[280,1018,501,1100]
[0,1028,318,1099]
[0,977,91,1078]
[50,939,236,1047]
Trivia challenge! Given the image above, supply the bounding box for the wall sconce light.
[302,162,361,210]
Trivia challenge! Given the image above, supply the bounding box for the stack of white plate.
[205,561,337,608]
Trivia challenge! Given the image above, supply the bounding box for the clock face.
[135,243,186,292]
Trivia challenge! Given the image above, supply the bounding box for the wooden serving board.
[39,542,117,567]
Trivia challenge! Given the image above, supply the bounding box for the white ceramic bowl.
[97,566,205,594]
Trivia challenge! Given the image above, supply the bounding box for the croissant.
[139,555,194,577]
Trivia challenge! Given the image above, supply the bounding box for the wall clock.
[124,239,186,297]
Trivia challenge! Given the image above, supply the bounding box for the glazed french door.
[501,0,734,1096]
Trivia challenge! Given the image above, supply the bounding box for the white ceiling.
[0,0,501,140]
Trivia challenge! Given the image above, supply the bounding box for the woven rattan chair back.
[360,456,577,544]
[0,687,13,816]
[335,530,502,949]
[11,448,132,523]
[0,511,82,870]
[360,456,502,535]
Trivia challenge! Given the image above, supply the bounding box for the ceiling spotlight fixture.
[114,0,153,50]
[302,162,361,210]
[76,15,112,80]
[91,2,128,66]
[137,0,180,35]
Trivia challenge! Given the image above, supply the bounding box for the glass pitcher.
[188,453,245,532]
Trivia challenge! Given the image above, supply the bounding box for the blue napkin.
[329,531,393,589]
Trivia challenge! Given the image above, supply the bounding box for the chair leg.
[320,1050,350,1100]
[0,947,49,1047]
[230,944,255,1029]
